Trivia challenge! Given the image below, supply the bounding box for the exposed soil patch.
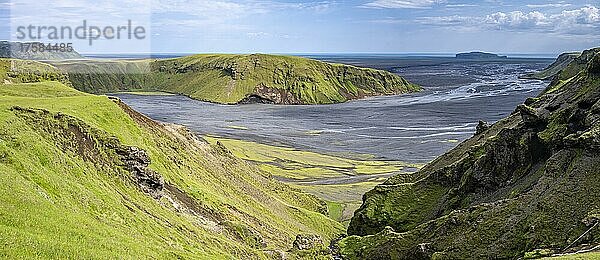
[12,106,163,198]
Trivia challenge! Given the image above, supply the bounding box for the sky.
[0,0,599,54]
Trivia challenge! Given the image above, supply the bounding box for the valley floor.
[203,136,423,225]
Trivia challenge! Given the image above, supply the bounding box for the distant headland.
[456,51,508,60]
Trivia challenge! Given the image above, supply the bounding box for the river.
[115,55,553,163]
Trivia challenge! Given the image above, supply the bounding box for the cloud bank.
[417,5,600,35]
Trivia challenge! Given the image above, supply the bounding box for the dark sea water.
[115,56,553,163]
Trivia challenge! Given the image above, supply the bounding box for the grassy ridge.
[522,52,580,80]
[0,66,345,258]
[1,59,71,86]
[50,54,421,104]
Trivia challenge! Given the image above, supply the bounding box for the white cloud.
[558,5,599,24]
[286,1,336,12]
[485,6,599,34]
[484,11,550,29]
[362,0,446,9]
[526,3,572,8]
[414,5,600,35]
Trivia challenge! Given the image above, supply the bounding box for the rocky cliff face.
[341,48,600,259]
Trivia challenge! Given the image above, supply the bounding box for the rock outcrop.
[292,234,324,251]
[12,106,164,198]
[112,146,164,199]
[342,48,600,259]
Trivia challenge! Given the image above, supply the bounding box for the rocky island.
[456,51,508,60]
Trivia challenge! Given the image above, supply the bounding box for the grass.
[325,201,344,221]
[292,181,386,202]
[293,182,382,225]
[543,74,578,94]
[526,52,580,80]
[544,252,600,259]
[0,59,71,86]
[0,77,345,258]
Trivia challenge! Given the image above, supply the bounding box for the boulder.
[292,234,324,251]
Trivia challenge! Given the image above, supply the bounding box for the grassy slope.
[340,48,600,259]
[0,67,344,258]
[544,252,600,259]
[523,52,581,80]
[50,54,421,104]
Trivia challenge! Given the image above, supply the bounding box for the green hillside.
[339,49,600,259]
[50,54,421,104]
[0,62,344,258]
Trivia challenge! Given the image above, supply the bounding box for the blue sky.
[1,0,599,54]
